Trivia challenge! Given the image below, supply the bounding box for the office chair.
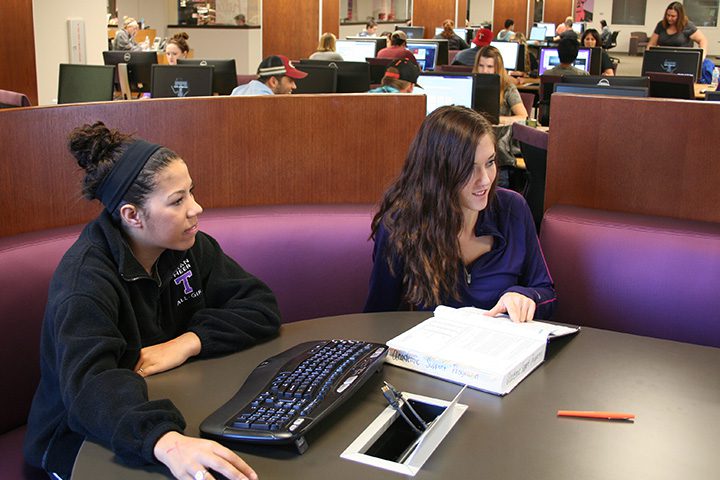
[0,89,31,108]
[647,72,695,100]
[511,122,549,232]
[605,31,619,50]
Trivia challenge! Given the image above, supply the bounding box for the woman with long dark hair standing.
[364,106,556,321]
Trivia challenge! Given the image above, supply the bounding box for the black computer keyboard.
[200,339,388,453]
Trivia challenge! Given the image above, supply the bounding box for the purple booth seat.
[540,205,720,348]
[0,204,375,479]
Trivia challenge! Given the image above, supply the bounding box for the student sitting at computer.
[513,33,539,74]
[581,29,614,76]
[23,122,281,480]
[165,32,190,65]
[497,19,516,42]
[376,31,418,64]
[600,20,611,46]
[452,27,494,66]
[555,16,573,36]
[434,19,470,50]
[358,19,378,37]
[113,17,145,51]
[543,38,590,76]
[553,17,579,43]
[231,55,308,95]
[309,32,344,61]
[364,106,556,321]
[472,46,528,125]
[647,2,708,55]
[368,58,420,93]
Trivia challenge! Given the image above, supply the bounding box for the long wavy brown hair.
[370,106,497,308]
[662,2,688,32]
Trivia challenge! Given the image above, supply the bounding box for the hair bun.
[68,121,130,172]
[172,32,189,41]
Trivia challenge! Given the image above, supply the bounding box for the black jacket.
[24,211,281,476]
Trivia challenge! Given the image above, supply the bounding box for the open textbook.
[385,306,579,395]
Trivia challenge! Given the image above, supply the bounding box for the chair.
[609,56,620,74]
[604,31,619,50]
[537,75,563,126]
[647,72,695,99]
[0,89,31,108]
[628,31,649,56]
[519,91,535,119]
[511,122,549,232]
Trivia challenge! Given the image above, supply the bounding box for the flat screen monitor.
[472,73,500,125]
[529,26,547,42]
[647,71,695,99]
[490,41,522,71]
[335,40,378,63]
[366,57,393,84]
[646,47,703,81]
[417,72,474,115]
[395,26,425,39]
[406,42,438,71]
[405,39,449,65]
[345,36,387,55]
[553,83,648,97]
[298,59,370,93]
[433,27,468,40]
[150,65,213,98]
[588,47,602,76]
[57,64,115,104]
[572,22,585,34]
[102,50,157,93]
[177,59,237,95]
[538,47,592,75]
[535,23,555,37]
[561,75,650,88]
[294,64,337,93]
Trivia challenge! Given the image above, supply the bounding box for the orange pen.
[557,410,635,421]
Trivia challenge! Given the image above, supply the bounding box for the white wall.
[32,0,107,105]
[468,0,493,27]
[166,27,262,74]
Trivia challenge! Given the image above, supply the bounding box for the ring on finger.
[194,469,207,480]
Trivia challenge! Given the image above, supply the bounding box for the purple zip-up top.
[364,188,557,319]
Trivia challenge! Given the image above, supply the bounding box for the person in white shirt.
[231,55,308,96]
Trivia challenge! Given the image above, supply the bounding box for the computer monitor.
[642,47,703,82]
[298,60,370,93]
[57,64,115,104]
[417,72,474,115]
[366,57,393,84]
[150,65,213,98]
[177,59,237,95]
[433,27,468,40]
[529,26,547,42]
[553,83,648,98]
[535,22,555,37]
[572,22,585,34]
[335,40,378,63]
[345,36,387,54]
[102,50,158,93]
[472,73,500,125]
[490,41,523,71]
[395,26,425,39]
[405,39,449,65]
[647,71,696,99]
[294,64,337,93]
[538,47,592,75]
[588,47,602,76]
[406,42,438,71]
[561,75,650,88]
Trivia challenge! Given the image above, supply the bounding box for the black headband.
[96,140,162,213]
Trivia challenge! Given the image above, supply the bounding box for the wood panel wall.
[0,0,38,105]
[263,0,340,60]
[0,94,426,237]
[412,0,459,39]
[543,0,573,29]
[546,94,720,224]
[492,0,528,37]
[322,0,340,37]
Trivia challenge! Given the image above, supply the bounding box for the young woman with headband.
[24,122,280,480]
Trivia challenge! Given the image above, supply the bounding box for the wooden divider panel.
[546,94,720,223]
[0,94,425,236]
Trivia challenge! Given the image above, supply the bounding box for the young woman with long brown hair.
[364,106,556,321]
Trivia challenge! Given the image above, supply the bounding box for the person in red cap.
[368,58,421,93]
[231,54,308,95]
[452,25,494,66]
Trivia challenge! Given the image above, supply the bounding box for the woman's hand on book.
[485,292,536,322]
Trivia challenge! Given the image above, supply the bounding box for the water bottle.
[712,67,719,90]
